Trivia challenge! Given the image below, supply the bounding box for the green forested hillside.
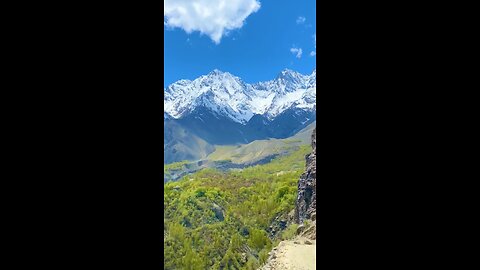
[163,145,310,269]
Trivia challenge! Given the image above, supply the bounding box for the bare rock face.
[295,128,316,224]
[266,212,290,239]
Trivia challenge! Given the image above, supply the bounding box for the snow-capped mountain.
[164,68,316,164]
[164,68,316,124]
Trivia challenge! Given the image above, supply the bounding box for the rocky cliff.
[295,128,316,225]
[259,129,317,270]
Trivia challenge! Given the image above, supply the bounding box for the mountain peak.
[208,69,225,76]
[279,68,297,75]
[204,69,238,81]
[164,68,316,123]
[276,68,303,80]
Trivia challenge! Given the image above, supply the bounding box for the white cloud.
[310,33,316,57]
[296,16,306,24]
[290,47,303,58]
[164,0,261,44]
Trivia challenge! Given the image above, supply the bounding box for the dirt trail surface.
[260,237,316,270]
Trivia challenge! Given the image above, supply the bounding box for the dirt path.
[260,237,316,270]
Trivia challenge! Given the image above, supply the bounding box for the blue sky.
[164,0,316,88]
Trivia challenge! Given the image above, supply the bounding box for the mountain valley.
[163,68,317,269]
[164,69,316,164]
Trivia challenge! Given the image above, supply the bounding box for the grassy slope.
[207,121,315,164]
[164,122,316,182]
[163,145,311,270]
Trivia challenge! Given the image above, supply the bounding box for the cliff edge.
[260,128,317,270]
[295,128,316,225]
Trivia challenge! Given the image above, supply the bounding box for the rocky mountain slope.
[295,128,317,224]
[260,128,317,270]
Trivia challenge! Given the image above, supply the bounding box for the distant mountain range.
[164,68,316,164]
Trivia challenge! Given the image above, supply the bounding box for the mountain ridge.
[164,68,316,164]
[164,68,316,124]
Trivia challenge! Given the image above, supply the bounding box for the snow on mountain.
[164,68,316,124]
